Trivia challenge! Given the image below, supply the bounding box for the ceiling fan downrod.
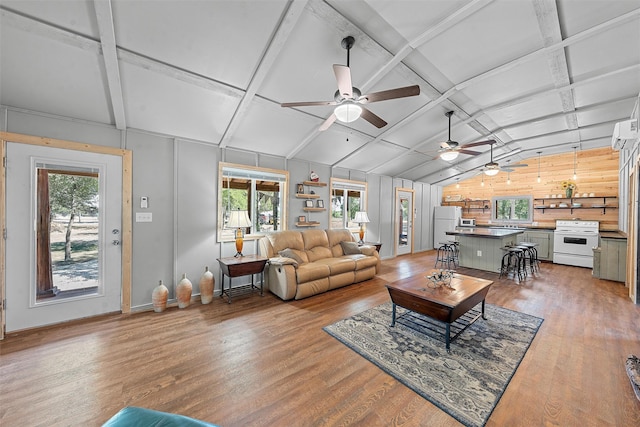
[341,36,355,67]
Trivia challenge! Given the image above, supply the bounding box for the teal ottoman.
[103,406,219,427]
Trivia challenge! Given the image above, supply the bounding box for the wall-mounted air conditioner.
[611,118,638,150]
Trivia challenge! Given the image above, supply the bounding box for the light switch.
[140,196,148,209]
[136,212,152,222]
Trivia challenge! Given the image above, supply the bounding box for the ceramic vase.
[151,280,168,313]
[199,266,215,305]
[176,273,193,309]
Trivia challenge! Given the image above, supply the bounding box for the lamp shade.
[353,211,370,223]
[334,103,362,123]
[227,210,251,228]
[439,150,459,161]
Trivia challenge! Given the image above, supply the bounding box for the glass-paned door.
[5,142,122,332]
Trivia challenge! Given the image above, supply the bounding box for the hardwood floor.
[1,251,639,426]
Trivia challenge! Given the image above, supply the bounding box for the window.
[493,196,532,222]
[218,163,289,241]
[330,178,367,229]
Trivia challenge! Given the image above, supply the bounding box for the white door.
[396,188,414,256]
[5,142,122,332]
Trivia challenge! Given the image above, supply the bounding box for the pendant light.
[573,146,577,180]
[481,174,485,187]
[455,178,460,189]
[507,171,511,185]
[536,151,542,183]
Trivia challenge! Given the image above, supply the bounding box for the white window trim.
[329,177,367,230]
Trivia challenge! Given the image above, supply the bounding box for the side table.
[359,242,382,253]
[217,255,268,303]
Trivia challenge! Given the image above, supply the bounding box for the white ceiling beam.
[93,0,126,130]
[219,0,308,149]
[0,8,99,53]
[532,0,577,130]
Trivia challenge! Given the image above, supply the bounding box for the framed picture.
[305,200,314,208]
[317,200,324,208]
[296,183,304,194]
[298,215,306,223]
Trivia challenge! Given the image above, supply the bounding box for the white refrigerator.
[433,206,462,247]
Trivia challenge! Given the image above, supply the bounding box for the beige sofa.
[258,229,381,300]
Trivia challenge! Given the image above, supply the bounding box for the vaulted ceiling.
[1,0,639,185]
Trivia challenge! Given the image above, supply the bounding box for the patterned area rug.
[323,302,543,427]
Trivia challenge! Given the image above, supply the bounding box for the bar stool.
[435,242,457,269]
[499,246,527,281]
[518,241,540,273]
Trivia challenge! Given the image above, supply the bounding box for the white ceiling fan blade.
[318,114,337,131]
[333,64,353,99]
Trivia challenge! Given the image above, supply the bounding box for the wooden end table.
[217,255,268,303]
[386,269,493,351]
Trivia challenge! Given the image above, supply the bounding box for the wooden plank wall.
[442,147,620,230]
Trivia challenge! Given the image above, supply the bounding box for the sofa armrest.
[359,245,376,256]
[265,262,298,300]
[268,256,298,268]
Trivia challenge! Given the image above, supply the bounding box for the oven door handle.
[563,237,588,245]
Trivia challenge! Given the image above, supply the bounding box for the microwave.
[460,218,476,227]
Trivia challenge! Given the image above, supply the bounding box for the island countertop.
[446,227,525,239]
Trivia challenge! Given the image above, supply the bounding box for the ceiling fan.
[483,142,528,176]
[280,36,420,131]
[437,111,495,161]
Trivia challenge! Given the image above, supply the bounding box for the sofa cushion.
[296,263,330,283]
[314,257,356,275]
[340,241,362,255]
[267,230,305,253]
[343,254,379,270]
[326,229,356,256]
[302,229,333,261]
[278,248,306,265]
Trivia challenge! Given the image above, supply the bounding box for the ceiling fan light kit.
[439,150,459,161]
[334,103,362,123]
[484,165,500,176]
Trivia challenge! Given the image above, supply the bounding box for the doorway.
[395,188,415,256]
[1,134,132,335]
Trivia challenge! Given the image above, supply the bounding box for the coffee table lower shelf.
[391,303,486,350]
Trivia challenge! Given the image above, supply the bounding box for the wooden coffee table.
[386,269,493,351]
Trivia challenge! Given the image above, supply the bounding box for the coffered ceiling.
[1,0,638,185]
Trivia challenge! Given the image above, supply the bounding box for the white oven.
[553,220,599,268]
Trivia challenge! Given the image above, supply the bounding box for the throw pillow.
[340,241,362,255]
[279,248,304,264]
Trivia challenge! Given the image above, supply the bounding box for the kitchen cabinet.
[518,230,554,261]
[598,236,627,283]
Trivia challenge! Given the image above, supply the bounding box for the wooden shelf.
[296,221,320,227]
[295,193,320,199]
[303,207,326,212]
[303,181,327,187]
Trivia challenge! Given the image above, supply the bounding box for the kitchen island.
[446,228,525,272]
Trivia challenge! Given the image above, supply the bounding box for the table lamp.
[353,211,370,244]
[227,209,251,257]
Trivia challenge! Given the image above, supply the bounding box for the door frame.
[0,131,132,339]
[395,187,415,256]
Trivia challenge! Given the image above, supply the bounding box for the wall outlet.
[477,250,482,257]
